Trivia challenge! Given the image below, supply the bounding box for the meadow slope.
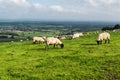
[0,31,120,80]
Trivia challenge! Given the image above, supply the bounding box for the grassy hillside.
[0,30,120,80]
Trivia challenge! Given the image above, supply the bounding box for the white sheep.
[20,40,23,42]
[33,36,45,44]
[72,33,83,39]
[96,32,110,45]
[43,37,64,49]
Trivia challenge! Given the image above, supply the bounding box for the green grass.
[0,31,120,80]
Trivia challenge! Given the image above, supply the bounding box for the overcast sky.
[0,0,120,21]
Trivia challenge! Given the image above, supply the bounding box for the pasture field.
[0,30,120,80]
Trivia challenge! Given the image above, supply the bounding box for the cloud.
[33,3,44,9]
[10,0,30,7]
[88,0,98,6]
[0,0,30,19]
[87,0,120,6]
[0,0,120,21]
[50,5,64,12]
[0,0,30,8]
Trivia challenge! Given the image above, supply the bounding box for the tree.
[113,24,120,29]
[102,26,113,31]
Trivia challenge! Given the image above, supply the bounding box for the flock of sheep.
[33,36,64,49]
[33,32,110,49]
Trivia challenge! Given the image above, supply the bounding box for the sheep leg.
[33,41,36,44]
[108,39,110,43]
[100,41,102,44]
[97,41,99,45]
[45,43,49,49]
[33,40,36,44]
[54,44,55,48]
[105,40,107,44]
[45,45,48,49]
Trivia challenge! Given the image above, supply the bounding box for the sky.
[0,0,120,21]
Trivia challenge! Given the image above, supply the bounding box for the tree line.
[102,24,120,31]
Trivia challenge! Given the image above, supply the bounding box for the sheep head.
[60,44,64,48]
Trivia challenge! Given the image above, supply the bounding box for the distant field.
[0,30,120,80]
[0,31,60,42]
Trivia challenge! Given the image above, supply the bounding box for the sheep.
[96,32,110,45]
[94,31,99,34]
[43,37,64,49]
[20,40,23,42]
[33,36,45,44]
[113,30,116,32]
[26,39,29,41]
[72,32,83,39]
[11,41,14,42]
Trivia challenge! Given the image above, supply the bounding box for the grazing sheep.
[20,40,23,42]
[96,32,110,45]
[26,39,29,41]
[33,36,45,44]
[43,37,64,49]
[113,30,116,32]
[72,33,83,39]
[94,31,99,34]
[11,41,14,42]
